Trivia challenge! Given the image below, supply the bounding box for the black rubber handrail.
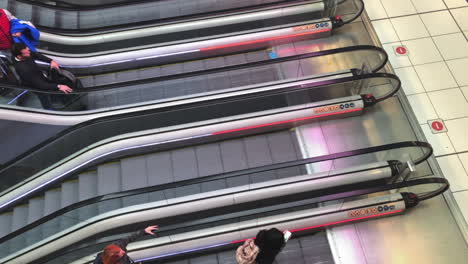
[342,0,365,24]
[0,140,433,246]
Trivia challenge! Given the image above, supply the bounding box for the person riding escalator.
[93,225,159,264]
[11,43,73,110]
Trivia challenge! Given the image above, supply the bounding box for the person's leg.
[15,90,30,106]
[36,93,54,110]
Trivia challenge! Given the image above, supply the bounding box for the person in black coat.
[11,42,72,109]
[236,228,291,264]
[93,225,158,264]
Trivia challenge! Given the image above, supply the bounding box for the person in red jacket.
[93,225,158,264]
[0,9,14,50]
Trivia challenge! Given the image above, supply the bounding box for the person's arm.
[32,52,60,69]
[114,225,158,250]
[31,52,52,64]
[32,51,59,68]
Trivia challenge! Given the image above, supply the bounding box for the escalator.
[3,0,320,33]
[0,1,462,263]
[0,139,447,263]
[23,0,363,70]
[0,45,387,119]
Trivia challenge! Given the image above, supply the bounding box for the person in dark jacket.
[11,42,72,109]
[93,225,158,264]
[236,228,291,264]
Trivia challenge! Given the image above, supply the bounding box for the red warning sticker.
[394,45,408,56]
[428,119,447,133]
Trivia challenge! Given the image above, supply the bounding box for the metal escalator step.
[97,162,122,195]
[10,205,28,254]
[147,152,174,186]
[43,188,61,216]
[78,171,98,201]
[219,139,250,172]
[0,212,12,238]
[61,180,79,208]
[27,197,45,224]
[195,144,224,177]
[172,148,199,182]
[121,155,149,191]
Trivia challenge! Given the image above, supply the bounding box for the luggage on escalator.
[46,67,83,90]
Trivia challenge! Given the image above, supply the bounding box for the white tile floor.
[420,11,460,36]
[366,0,468,236]
[394,67,425,94]
[414,61,458,91]
[450,7,468,31]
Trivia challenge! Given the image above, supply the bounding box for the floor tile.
[437,155,468,192]
[394,67,425,94]
[420,10,461,36]
[458,152,468,175]
[421,124,455,156]
[382,42,412,68]
[414,61,458,91]
[443,0,468,8]
[445,117,468,152]
[433,33,468,60]
[391,15,430,40]
[447,58,468,86]
[380,0,417,17]
[450,7,468,31]
[428,88,468,119]
[402,38,443,65]
[453,191,468,224]
[411,0,447,13]
[363,0,388,20]
[460,86,468,100]
[407,93,439,124]
[371,19,399,43]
